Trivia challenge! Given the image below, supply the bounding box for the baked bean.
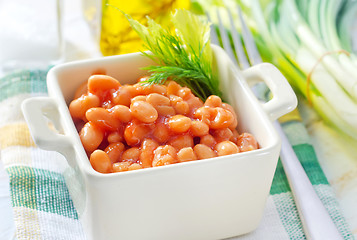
[124,120,153,146]
[166,81,181,95]
[215,141,239,156]
[74,81,88,99]
[194,107,212,125]
[168,115,191,133]
[229,118,238,131]
[212,128,233,142]
[186,96,204,116]
[177,147,197,162]
[190,121,209,136]
[204,95,222,108]
[69,94,100,121]
[193,144,216,160]
[168,134,194,150]
[221,103,238,129]
[110,105,132,123]
[107,131,123,143]
[200,134,216,148]
[210,107,234,129]
[152,145,177,167]
[112,86,132,106]
[177,87,192,100]
[221,103,237,117]
[152,122,170,143]
[102,99,114,109]
[143,84,167,95]
[147,93,174,116]
[125,85,142,97]
[141,138,159,150]
[86,107,121,130]
[132,83,145,95]
[230,129,240,143]
[80,122,103,152]
[122,147,140,162]
[152,154,175,167]
[130,101,158,123]
[169,95,189,115]
[88,75,120,94]
[156,144,177,157]
[128,163,143,171]
[131,95,147,103]
[169,95,183,104]
[105,142,125,163]
[147,93,170,106]
[112,161,131,172]
[90,150,112,173]
[155,105,175,116]
[140,139,159,168]
[237,133,258,152]
[70,75,257,173]
[173,100,189,115]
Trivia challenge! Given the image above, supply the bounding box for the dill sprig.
[124,9,222,101]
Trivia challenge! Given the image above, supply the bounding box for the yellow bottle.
[100,0,190,56]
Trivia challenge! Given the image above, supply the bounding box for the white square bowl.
[22,45,297,240]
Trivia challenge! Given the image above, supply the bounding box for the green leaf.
[122,9,222,101]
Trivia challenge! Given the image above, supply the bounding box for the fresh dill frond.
[123,9,222,101]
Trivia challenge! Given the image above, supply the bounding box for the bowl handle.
[242,63,297,121]
[21,97,74,158]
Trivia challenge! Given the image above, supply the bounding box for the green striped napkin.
[0,69,353,239]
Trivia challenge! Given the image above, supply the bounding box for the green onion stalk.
[193,0,357,139]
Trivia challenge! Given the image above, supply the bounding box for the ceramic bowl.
[22,45,297,240]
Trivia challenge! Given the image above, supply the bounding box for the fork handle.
[276,122,343,240]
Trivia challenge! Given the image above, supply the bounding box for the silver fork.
[207,6,343,240]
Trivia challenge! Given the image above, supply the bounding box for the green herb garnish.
[123,9,222,101]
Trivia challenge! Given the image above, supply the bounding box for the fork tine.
[237,6,262,66]
[206,11,220,46]
[227,8,250,70]
[216,9,239,67]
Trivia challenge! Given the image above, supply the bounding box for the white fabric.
[0,161,16,240]
[229,196,291,240]
[37,210,85,240]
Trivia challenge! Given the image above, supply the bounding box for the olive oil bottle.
[99,0,190,56]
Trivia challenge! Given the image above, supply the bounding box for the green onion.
[195,0,357,139]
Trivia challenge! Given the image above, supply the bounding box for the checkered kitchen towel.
[0,69,354,239]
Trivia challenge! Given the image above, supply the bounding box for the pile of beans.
[69,74,258,173]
